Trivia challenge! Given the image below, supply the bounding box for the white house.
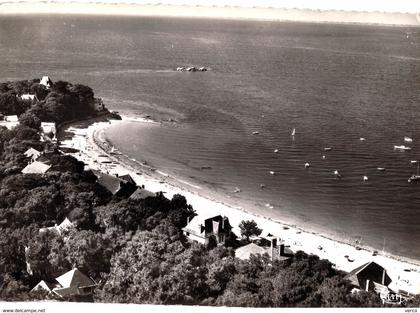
[40,76,53,88]
[31,268,97,298]
[52,268,97,298]
[21,161,51,174]
[20,94,36,101]
[182,215,232,245]
[39,218,75,235]
[24,148,42,162]
[40,122,57,141]
[0,115,19,129]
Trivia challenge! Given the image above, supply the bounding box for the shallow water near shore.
[1,15,420,260]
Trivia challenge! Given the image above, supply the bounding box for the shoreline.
[59,115,420,295]
[0,2,419,27]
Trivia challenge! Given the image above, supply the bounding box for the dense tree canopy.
[0,79,394,307]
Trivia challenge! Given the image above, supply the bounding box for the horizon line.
[0,2,419,26]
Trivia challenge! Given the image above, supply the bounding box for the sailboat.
[408,164,420,183]
[291,128,296,136]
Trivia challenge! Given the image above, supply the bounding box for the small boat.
[334,170,341,178]
[322,155,326,159]
[200,166,212,170]
[233,187,241,193]
[377,167,385,171]
[265,203,274,209]
[291,128,296,136]
[360,138,365,141]
[324,147,332,151]
[410,160,418,164]
[394,145,411,151]
[408,164,420,183]
[347,258,355,262]
[252,131,259,135]
[186,67,197,72]
[260,184,265,188]
[372,250,378,256]
[363,175,368,181]
[304,162,310,168]
[274,149,279,153]
[404,136,413,143]
[355,246,362,250]
[269,171,275,175]
[198,67,207,72]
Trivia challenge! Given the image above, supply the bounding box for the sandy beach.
[59,115,420,295]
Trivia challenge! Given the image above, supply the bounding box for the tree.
[47,229,113,279]
[18,112,41,130]
[239,220,262,242]
[407,294,420,307]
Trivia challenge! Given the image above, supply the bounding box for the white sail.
[291,128,296,136]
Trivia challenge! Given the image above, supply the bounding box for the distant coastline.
[0,2,419,26]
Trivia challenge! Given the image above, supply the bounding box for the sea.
[1,14,420,261]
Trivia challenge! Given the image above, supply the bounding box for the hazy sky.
[0,0,419,13]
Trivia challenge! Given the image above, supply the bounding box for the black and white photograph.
[0,0,420,310]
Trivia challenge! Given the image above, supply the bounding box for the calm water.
[1,15,420,260]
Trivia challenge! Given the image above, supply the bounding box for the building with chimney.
[345,261,391,292]
[182,215,232,245]
[235,235,291,261]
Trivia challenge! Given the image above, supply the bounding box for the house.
[4,115,18,122]
[20,94,37,101]
[93,171,137,198]
[182,215,232,245]
[119,174,136,185]
[235,243,268,260]
[31,268,97,298]
[40,76,53,88]
[35,154,52,165]
[129,187,157,201]
[40,122,57,141]
[52,268,97,298]
[0,115,19,129]
[30,280,60,294]
[235,236,291,261]
[39,218,75,235]
[24,148,42,161]
[21,161,51,174]
[345,261,392,292]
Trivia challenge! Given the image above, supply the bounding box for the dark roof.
[119,174,136,185]
[96,173,125,195]
[92,170,137,197]
[130,187,156,200]
[204,215,232,234]
[35,155,51,165]
[345,261,391,288]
